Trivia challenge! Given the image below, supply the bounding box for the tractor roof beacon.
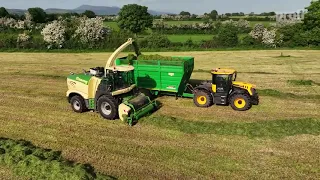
[66,38,157,126]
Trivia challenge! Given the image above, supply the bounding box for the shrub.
[199,39,219,49]
[262,29,283,48]
[17,32,31,48]
[0,33,17,48]
[138,33,171,48]
[241,35,261,47]
[73,16,110,48]
[152,20,215,34]
[301,27,320,46]
[215,24,239,47]
[249,24,283,48]
[278,23,304,47]
[249,23,265,42]
[41,20,66,48]
[0,18,17,28]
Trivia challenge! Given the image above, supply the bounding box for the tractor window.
[216,75,229,85]
[233,73,237,81]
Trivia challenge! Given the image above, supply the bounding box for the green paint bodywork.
[122,94,158,126]
[115,56,194,97]
[68,74,92,85]
[89,99,95,109]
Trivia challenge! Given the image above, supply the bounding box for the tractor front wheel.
[193,90,213,108]
[230,94,252,111]
[97,95,119,120]
[70,95,87,113]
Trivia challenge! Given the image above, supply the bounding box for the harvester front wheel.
[193,90,213,108]
[229,94,252,111]
[70,95,87,113]
[97,95,118,120]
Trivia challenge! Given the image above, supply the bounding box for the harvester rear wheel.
[229,94,252,111]
[97,95,119,120]
[70,95,87,113]
[193,90,213,108]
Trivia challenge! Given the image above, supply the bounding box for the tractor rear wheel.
[70,95,87,113]
[193,90,213,108]
[230,94,252,111]
[97,95,119,120]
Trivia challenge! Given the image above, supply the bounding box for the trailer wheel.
[97,95,118,120]
[70,95,87,113]
[139,88,155,99]
[193,90,213,108]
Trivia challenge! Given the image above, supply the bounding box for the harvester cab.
[66,38,157,126]
[193,68,259,111]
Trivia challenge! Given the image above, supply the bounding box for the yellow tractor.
[193,68,259,111]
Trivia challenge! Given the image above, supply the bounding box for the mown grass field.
[0,50,319,179]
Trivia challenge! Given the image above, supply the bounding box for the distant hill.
[73,5,120,15]
[7,5,171,16]
[45,8,73,14]
[7,9,26,15]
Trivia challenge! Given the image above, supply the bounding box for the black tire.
[97,95,118,120]
[193,90,213,108]
[70,95,87,113]
[139,88,155,100]
[229,94,252,111]
[252,93,259,105]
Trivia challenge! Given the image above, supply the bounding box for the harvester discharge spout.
[104,38,156,125]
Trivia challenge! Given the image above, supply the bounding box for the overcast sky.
[0,0,312,14]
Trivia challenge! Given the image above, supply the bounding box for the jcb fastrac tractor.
[192,68,259,110]
[66,38,157,126]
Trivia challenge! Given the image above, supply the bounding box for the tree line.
[0,1,320,51]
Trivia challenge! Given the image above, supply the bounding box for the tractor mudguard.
[229,87,248,97]
[94,84,113,111]
[194,82,213,93]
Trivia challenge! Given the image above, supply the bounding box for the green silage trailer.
[115,56,195,98]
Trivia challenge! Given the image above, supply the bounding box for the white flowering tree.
[73,16,110,46]
[17,32,31,48]
[237,19,250,29]
[0,18,17,28]
[249,24,265,41]
[41,20,66,48]
[0,12,34,30]
[249,24,283,48]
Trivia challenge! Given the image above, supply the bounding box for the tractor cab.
[211,68,237,94]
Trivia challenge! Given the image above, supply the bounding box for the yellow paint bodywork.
[211,68,236,75]
[88,77,102,99]
[232,81,256,95]
[66,78,89,99]
[118,103,131,121]
[211,84,217,93]
[112,84,136,96]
